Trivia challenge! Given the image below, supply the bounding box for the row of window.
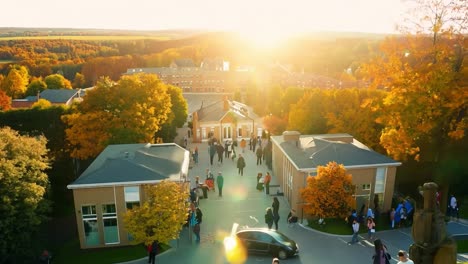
[81,186,140,246]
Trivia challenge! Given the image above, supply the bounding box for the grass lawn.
[458,240,468,253]
[52,238,170,264]
[307,213,395,235]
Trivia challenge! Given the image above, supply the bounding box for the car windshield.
[270,231,292,243]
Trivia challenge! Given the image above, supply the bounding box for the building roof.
[196,98,260,123]
[183,93,228,114]
[271,134,401,171]
[67,143,189,189]
[39,89,80,103]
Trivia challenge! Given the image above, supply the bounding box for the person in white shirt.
[397,250,414,264]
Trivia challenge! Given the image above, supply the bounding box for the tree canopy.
[123,181,189,245]
[154,84,188,142]
[0,127,51,263]
[0,65,29,98]
[44,73,72,89]
[300,162,355,219]
[62,74,172,159]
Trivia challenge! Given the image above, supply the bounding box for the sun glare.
[237,27,293,50]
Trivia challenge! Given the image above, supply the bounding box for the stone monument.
[409,182,457,263]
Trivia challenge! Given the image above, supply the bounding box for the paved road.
[119,133,468,264]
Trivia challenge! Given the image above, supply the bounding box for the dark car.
[235,228,299,260]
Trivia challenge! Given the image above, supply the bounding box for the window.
[102,204,119,244]
[124,186,140,209]
[362,184,371,190]
[82,205,99,246]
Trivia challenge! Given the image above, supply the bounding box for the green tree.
[288,89,328,133]
[123,181,189,245]
[62,74,172,159]
[0,127,51,263]
[300,162,355,219]
[26,77,47,96]
[44,73,72,89]
[154,85,188,142]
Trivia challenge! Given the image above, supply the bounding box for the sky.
[1,0,407,34]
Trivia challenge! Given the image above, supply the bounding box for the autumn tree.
[0,90,11,111]
[0,127,51,263]
[26,77,47,96]
[262,114,288,136]
[32,99,52,109]
[123,181,189,246]
[62,74,172,159]
[300,162,355,219]
[0,65,29,98]
[362,0,467,163]
[44,73,72,89]
[72,72,86,88]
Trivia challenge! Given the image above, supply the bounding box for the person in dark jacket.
[256,147,263,165]
[237,154,246,176]
[216,144,225,164]
[209,143,217,166]
[265,207,274,229]
[147,241,158,264]
[272,197,280,230]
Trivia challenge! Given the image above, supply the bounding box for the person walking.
[193,223,201,243]
[256,147,263,165]
[216,143,224,164]
[240,139,246,153]
[147,241,158,264]
[252,136,257,152]
[209,143,216,166]
[397,250,414,264]
[449,194,457,220]
[237,154,246,176]
[390,208,395,229]
[348,219,360,244]
[193,146,199,164]
[272,197,280,230]
[264,172,272,195]
[265,207,274,229]
[216,172,224,197]
[367,217,376,240]
[372,239,391,264]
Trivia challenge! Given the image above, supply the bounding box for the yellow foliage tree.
[62,74,172,159]
[123,181,189,246]
[32,99,52,109]
[300,162,355,219]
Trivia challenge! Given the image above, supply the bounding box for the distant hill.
[0,27,204,40]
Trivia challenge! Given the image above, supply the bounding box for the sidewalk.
[119,134,285,264]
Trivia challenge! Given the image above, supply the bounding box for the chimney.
[223,96,229,111]
[282,131,301,147]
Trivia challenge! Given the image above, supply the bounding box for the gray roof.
[68,143,189,189]
[183,93,229,114]
[196,99,260,123]
[40,89,80,103]
[271,134,400,171]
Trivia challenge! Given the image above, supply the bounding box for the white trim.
[298,163,401,173]
[67,178,183,190]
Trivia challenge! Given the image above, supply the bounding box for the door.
[223,126,232,140]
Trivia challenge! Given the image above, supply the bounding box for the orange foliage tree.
[300,162,355,219]
[62,74,172,159]
[0,90,11,111]
[362,0,467,162]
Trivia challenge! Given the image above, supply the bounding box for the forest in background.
[0,28,385,87]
